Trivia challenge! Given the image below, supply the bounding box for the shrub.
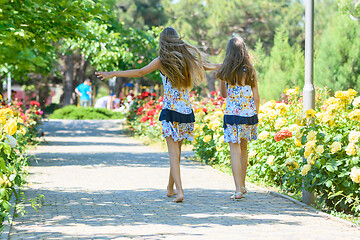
[49,105,124,120]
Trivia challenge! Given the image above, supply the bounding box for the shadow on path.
[14,187,316,239]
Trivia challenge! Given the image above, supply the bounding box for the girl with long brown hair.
[217,37,260,200]
[96,27,219,202]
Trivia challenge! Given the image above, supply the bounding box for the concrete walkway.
[9,120,360,239]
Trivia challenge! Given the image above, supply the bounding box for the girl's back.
[225,84,256,117]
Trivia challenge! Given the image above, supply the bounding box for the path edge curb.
[1,191,16,240]
[246,182,360,229]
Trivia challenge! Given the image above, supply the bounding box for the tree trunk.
[206,71,216,96]
[62,53,74,106]
[114,77,124,98]
[77,54,88,84]
[38,75,50,110]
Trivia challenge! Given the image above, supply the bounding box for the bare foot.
[173,193,184,203]
[166,188,177,197]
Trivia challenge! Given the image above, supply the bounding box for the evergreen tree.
[314,13,360,91]
[259,29,304,100]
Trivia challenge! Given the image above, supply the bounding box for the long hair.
[158,27,205,89]
[216,37,256,87]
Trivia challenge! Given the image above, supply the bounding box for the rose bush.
[0,97,44,229]
[126,87,360,216]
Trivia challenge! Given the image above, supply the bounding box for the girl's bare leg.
[239,139,248,190]
[229,142,242,193]
[166,137,184,202]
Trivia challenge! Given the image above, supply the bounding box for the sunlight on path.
[9,120,360,239]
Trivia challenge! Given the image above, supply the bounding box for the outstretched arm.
[204,63,221,71]
[95,57,161,80]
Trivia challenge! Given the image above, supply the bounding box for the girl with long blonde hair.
[96,27,219,202]
[217,37,260,200]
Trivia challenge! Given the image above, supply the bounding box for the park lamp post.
[302,0,316,205]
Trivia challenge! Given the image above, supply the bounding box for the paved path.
[9,120,360,239]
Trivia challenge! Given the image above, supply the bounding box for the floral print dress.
[159,72,194,141]
[223,84,258,143]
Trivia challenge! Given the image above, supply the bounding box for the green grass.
[49,105,124,120]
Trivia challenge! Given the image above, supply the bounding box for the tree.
[0,0,105,78]
[115,0,168,29]
[256,29,305,101]
[314,13,360,91]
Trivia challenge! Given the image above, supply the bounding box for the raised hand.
[95,71,114,80]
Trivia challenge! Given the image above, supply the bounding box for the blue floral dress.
[223,84,258,143]
[159,72,194,141]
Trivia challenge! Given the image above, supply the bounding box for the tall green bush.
[255,29,304,101]
[315,13,360,92]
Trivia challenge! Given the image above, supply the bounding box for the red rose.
[30,101,40,107]
[274,129,292,142]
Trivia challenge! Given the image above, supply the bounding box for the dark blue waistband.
[223,114,258,128]
[159,109,195,123]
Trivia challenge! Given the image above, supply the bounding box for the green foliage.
[0,0,106,78]
[314,13,360,91]
[115,0,168,30]
[255,29,304,101]
[49,105,124,120]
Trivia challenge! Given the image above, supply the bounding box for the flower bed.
[0,98,43,229]
[126,88,360,216]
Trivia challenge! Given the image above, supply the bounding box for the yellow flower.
[305,140,316,149]
[285,159,299,171]
[352,97,360,107]
[4,118,17,135]
[349,130,360,143]
[304,149,312,159]
[194,124,199,131]
[209,120,221,131]
[315,145,324,154]
[301,164,312,176]
[258,131,270,140]
[221,104,226,111]
[203,135,212,142]
[305,109,316,118]
[335,91,350,100]
[306,155,315,165]
[345,142,357,156]
[0,94,2,100]
[249,150,257,159]
[268,109,276,119]
[295,139,302,147]
[296,114,306,126]
[218,136,224,144]
[274,117,287,130]
[266,155,275,166]
[306,130,317,142]
[348,89,357,97]
[330,142,342,154]
[289,124,299,132]
[294,129,303,140]
[348,109,360,121]
[284,87,299,96]
[216,145,222,151]
[350,168,360,183]
[0,115,6,125]
[197,111,205,118]
[19,126,27,135]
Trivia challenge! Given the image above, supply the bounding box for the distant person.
[94,93,116,110]
[75,79,92,107]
